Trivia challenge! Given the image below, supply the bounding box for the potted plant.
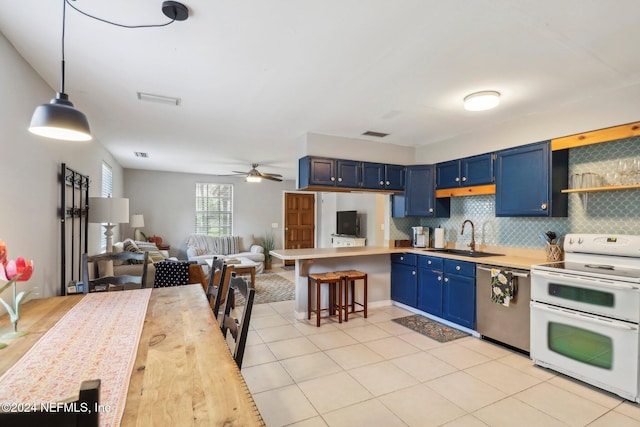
[263,232,276,271]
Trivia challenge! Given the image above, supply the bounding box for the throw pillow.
[135,241,166,263]
[220,236,239,255]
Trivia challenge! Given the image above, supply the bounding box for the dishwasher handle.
[477,265,529,278]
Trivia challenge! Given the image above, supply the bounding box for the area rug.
[392,315,469,343]
[234,272,295,305]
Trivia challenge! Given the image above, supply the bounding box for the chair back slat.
[82,252,148,293]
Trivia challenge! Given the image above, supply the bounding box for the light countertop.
[270,245,548,270]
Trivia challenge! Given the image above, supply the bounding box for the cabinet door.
[405,165,450,217]
[385,164,405,190]
[308,158,336,186]
[462,153,494,186]
[391,263,417,307]
[361,162,385,189]
[436,160,461,189]
[336,160,360,188]
[495,141,551,217]
[391,194,406,218]
[442,274,475,329]
[417,268,443,316]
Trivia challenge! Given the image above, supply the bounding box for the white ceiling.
[2,0,640,180]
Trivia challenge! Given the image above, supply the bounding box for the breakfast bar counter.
[270,245,547,318]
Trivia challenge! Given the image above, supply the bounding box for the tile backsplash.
[390,136,640,249]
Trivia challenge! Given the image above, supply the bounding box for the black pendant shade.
[29,92,91,141]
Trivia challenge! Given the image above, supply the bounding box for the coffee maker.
[412,226,428,248]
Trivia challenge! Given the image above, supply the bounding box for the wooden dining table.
[0,284,265,426]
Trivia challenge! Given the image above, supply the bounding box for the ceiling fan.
[230,164,283,182]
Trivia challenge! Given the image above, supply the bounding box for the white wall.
[0,33,124,304]
[123,169,296,259]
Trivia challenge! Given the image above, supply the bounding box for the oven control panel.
[564,233,640,258]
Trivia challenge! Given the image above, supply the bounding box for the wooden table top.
[0,285,265,426]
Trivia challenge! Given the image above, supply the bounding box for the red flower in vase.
[3,257,34,282]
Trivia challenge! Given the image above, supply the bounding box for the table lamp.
[89,197,129,252]
[130,214,145,241]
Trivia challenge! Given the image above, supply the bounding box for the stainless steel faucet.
[461,220,476,252]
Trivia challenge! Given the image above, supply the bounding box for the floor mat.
[234,272,295,305]
[392,314,469,343]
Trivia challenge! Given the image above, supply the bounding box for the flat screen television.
[336,210,358,236]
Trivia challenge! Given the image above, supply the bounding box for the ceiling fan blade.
[258,171,283,177]
[231,171,250,174]
[262,175,283,182]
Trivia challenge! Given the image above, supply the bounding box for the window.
[100,162,113,250]
[195,183,233,236]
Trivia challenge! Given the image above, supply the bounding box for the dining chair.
[82,252,149,293]
[0,379,100,426]
[221,273,256,369]
[211,263,235,325]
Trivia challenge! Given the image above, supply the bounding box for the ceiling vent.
[134,152,149,158]
[137,92,181,106]
[362,131,389,138]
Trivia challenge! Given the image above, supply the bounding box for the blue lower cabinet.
[442,259,476,329]
[391,254,417,307]
[417,267,443,317]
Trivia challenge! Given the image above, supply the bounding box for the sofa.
[108,239,208,289]
[186,234,265,273]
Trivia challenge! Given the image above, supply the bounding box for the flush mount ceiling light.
[463,91,501,111]
[30,0,189,142]
[29,0,91,141]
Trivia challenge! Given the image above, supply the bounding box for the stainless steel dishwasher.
[476,264,530,353]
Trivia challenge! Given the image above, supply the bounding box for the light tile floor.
[240,288,640,426]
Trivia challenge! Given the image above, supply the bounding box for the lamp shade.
[29,93,92,141]
[130,214,145,228]
[88,197,129,224]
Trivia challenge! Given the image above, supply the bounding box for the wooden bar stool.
[308,272,344,327]
[337,270,368,321]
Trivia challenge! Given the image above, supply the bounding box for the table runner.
[0,289,152,427]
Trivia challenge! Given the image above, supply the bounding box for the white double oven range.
[531,234,640,402]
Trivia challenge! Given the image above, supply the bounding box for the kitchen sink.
[425,248,504,258]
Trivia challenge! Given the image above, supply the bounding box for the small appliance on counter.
[412,226,428,248]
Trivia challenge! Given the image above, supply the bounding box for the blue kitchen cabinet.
[362,162,405,190]
[442,259,475,329]
[391,253,417,307]
[404,165,450,217]
[417,256,444,317]
[298,156,360,188]
[391,194,406,218]
[436,153,494,189]
[495,141,568,217]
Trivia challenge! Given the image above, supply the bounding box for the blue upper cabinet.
[299,157,360,188]
[405,165,450,217]
[362,162,405,190]
[436,153,494,189]
[495,140,568,217]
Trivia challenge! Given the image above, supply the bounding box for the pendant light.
[29,0,92,141]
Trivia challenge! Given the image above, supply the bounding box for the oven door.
[530,301,640,401]
[531,269,640,322]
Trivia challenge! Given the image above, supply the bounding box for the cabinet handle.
[428,208,434,213]
[331,177,336,182]
[412,271,416,276]
[437,276,442,281]
[456,265,461,271]
[455,177,460,182]
[400,256,404,261]
[385,181,390,186]
[462,176,467,182]
[338,177,343,182]
[427,260,432,265]
[541,203,548,210]
[444,277,449,282]
[379,180,384,186]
